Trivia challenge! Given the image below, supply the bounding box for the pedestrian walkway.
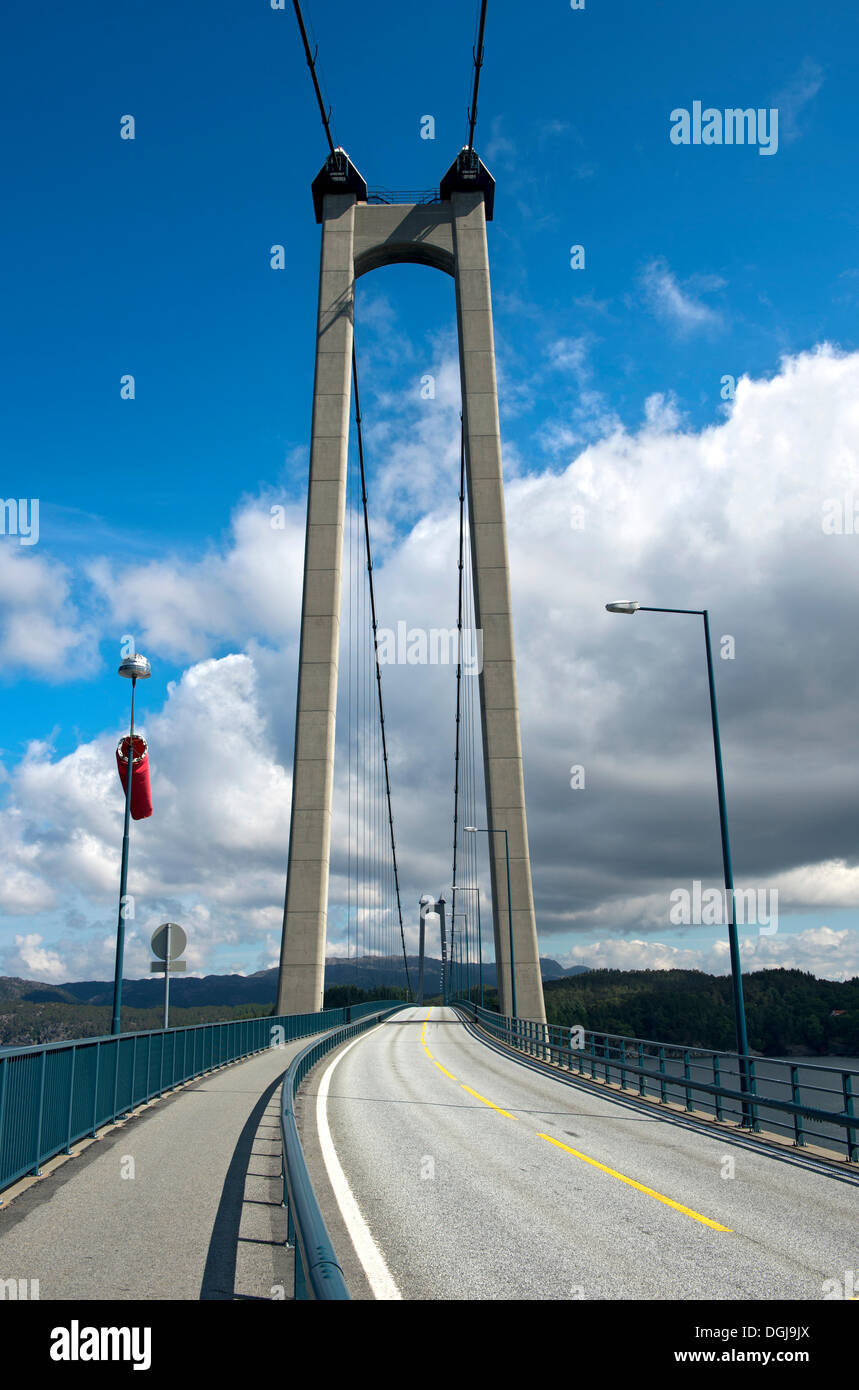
[0,1043,299,1300]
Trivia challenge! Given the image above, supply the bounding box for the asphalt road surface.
[300,1006,858,1300]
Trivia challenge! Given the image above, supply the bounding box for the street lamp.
[451,885,483,1008]
[465,825,516,1018]
[448,912,456,1000]
[449,913,458,1000]
[605,600,751,1120]
[436,897,448,1004]
[451,912,470,1002]
[112,652,151,1036]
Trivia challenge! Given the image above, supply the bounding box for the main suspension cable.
[292,0,336,155]
[466,0,489,151]
[351,342,412,999]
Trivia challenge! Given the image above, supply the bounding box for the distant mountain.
[0,976,81,1005]
[539,959,591,980]
[55,972,277,1009]
[0,956,588,1010]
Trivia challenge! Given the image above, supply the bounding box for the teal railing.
[281,1004,406,1299]
[0,1001,401,1199]
[454,1000,859,1163]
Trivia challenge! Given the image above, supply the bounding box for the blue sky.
[2,0,859,985]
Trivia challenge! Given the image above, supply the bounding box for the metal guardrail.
[366,187,440,205]
[454,1001,859,1163]
[280,1004,406,1300]
[0,1001,401,1199]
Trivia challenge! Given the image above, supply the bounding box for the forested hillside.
[541,968,859,1056]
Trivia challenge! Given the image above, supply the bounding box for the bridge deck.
[3,1009,855,1302]
[0,1043,299,1301]
[298,1006,857,1300]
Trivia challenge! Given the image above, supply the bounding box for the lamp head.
[118,653,151,679]
[605,601,641,615]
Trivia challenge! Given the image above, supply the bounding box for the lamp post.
[606,601,751,1122]
[447,911,455,1000]
[451,885,483,1008]
[112,652,151,1037]
[437,897,448,1005]
[451,912,470,1002]
[465,825,516,1018]
[449,913,456,1000]
[418,895,434,1007]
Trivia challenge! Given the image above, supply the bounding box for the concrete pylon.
[276,149,546,1024]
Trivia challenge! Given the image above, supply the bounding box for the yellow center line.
[422,1007,457,1079]
[460,1083,518,1120]
[434,1061,458,1081]
[420,1004,731,1233]
[538,1133,732,1231]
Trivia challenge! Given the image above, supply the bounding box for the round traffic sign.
[151,922,186,961]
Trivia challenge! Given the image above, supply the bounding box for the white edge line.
[316,1020,403,1301]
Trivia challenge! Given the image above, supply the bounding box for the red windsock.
[116,735,153,820]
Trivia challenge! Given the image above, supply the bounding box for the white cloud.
[548,337,590,374]
[0,547,98,681]
[538,336,620,449]
[772,861,859,909]
[641,257,723,334]
[773,59,824,143]
[557,926,859,982]
[643,391,682,432]
[86,503,307,663]
[5,933,67,981]
[484,116,517,168]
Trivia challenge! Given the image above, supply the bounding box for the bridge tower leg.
[275,181,358,1016]
[451,190,544,1023]
[276,149,546,1023]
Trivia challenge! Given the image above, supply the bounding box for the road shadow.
[199,1068,287,1300]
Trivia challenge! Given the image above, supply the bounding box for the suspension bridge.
[0,0,856,1310]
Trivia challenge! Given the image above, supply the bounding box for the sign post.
[150,922,187,1029]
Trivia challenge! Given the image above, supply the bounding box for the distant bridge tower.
[275,148,546,1023]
